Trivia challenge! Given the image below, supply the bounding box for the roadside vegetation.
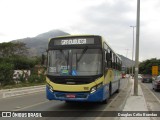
[0,42,46,89]
[139,58,160,75]
[126,58,160,75]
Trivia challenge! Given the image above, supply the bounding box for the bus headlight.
[90,83,103,94]
[90,86,97,93]
[47,84,54,92]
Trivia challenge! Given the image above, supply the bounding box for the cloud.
[0,33,6,36]
[1,0,160,61]
[67,0,136,58]
[66,0,160,61]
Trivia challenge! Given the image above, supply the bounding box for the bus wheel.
[116,80,120,93]
[65,101,73,103]
[101,99,108,104]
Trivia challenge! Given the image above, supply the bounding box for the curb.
[0,85,45,99]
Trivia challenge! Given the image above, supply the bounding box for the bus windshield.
[48,49,102,76]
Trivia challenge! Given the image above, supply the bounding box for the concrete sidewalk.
[120,78,150,120]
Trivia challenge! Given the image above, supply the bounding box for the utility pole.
[134,0,140,96]
[130,26,136,78]
[125,49,129,74]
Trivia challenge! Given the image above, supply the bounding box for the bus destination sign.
[54,38,94,45]
[61,39,86,45]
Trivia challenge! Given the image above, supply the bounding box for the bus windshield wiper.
[77,46,88,63]
[60,50,69,69]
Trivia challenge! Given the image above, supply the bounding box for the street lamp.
[125,48,129,74]
[130,26,136,78]
[134,0,140,96]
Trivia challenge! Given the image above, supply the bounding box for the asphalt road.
[141,81,160,101]
[0,78,129,120]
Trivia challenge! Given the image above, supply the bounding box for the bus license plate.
[66,94,75,98]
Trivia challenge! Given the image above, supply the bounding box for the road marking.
[15,107,21,109]
[3,87,45,98]
[0,85,45,92]
[141,83,160,104]
[95,78,130,120]
[13,100,49,111]
[0,85,45,99]
[0,91,45,100]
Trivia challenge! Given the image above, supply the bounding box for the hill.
[11,30,134,67]
[118,54,135,67]
[12,30,69,56]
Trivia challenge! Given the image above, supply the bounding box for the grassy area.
[0,82,46,90]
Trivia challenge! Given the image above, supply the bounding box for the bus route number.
[61,39,86,45]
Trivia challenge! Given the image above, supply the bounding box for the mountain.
[11,30,133,67]
[12,30,70,56]
[118,54,135,67]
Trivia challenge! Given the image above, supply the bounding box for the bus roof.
[49,35,121,61]
[101,37,121,61]
[49,34,101,41]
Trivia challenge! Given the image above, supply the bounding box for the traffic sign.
[152,66,158,76]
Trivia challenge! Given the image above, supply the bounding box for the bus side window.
[116,57,118,70]
[105,51,108,68]
[118,59,121,70]
[108,50,112,68]
[117,58,119,70]
[120,61,122,70]
[112,53,115,69]
[114,56,116,70]
[115,56,117,70]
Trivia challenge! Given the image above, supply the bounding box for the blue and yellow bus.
[46,35,122,103]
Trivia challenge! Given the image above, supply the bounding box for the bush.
[28,74,45,83]
[0,62,14,86]
[19,72,26,83]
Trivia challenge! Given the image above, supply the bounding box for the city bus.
[46,35,122,103]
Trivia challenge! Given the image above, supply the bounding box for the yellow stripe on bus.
[46,76,104,92]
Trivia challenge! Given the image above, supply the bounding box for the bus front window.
[48,49,102,76]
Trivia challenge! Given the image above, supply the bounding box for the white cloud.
[0,0,160,61]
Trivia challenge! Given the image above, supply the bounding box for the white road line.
[13,100,49,111]
[1,86,45,98]
[0,85,45,92]
[141,83,160,104]
[0,91,45,100]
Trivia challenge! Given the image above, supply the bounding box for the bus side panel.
[111,70,121,94]
[104,69,113,84]
[112,70,117,93]
[102,84,110,100]
[104,69,120,95]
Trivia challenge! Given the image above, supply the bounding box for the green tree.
[139,58,160,75]
[0,62,14,86]
[0,42,28,58]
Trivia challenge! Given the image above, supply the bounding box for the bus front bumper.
[46,85,109,102]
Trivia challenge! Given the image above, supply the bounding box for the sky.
[0,0,160,61]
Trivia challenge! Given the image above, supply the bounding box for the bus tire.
[116,80,120,93]
[101,99,108,104]
[65,101,73,103]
